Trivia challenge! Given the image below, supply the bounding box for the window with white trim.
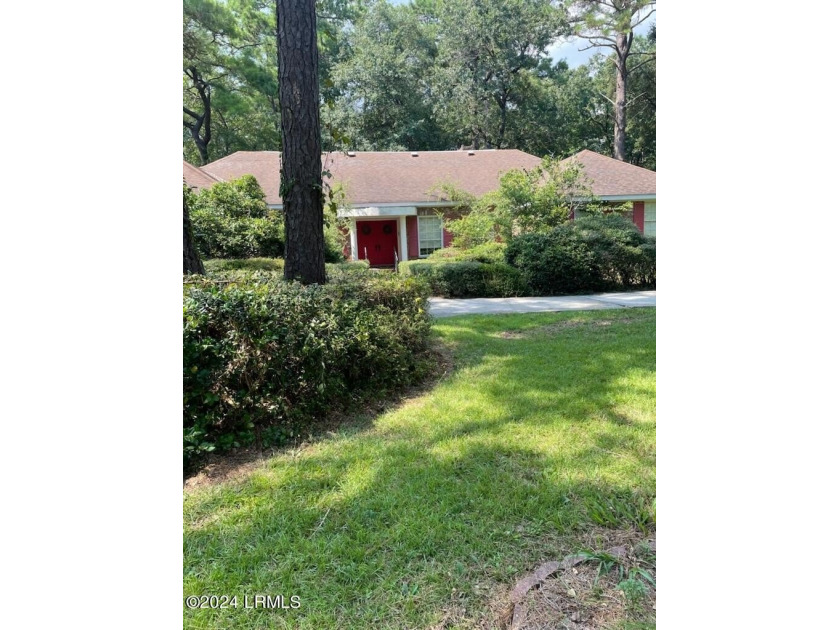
[644,203,656,236]
[418,215,443,256]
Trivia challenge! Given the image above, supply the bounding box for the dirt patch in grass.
[184,340,456,492]
[495,318,635,340]
[481,529,656,630]
[183,447,276,491]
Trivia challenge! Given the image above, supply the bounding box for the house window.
[644,203,656,236]
[418,215,443,256]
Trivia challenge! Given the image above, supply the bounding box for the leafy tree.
[183,0,281,164]
[277,0,327,283]
[441,156,602,246]
[426,0,568,149]
[326,0,448,150]
[570,0,656,161]
[183,0,361,164]
[506,60,607,157]
[182,0,655,174]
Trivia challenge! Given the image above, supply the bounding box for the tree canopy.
[183,0,656,168]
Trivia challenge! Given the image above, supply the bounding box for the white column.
[398,215,408,262]
[349,219,358,261]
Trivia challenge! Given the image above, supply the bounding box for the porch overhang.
[338,206,417,218]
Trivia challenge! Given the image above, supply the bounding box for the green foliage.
[204,257,286,273]
[188,176,285,259]
[617,578,650,604]
[183,1,654,170]
[411,214,654,298]
[573,213,656,287]
[506,213,655,295]
[429,0,568,148]
[443,156,603,247]
[183,271,431,469]
[625,27,656,170]
[496,157,600,234]
[326,0,447,151]
[506,229,601,294]
[399,260,528,298]
[197,174,268,218]
[202,258,368,276]
[426,242,507,264]
[323,182,349,263]
[183,0,279,162]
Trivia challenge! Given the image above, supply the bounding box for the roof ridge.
[574,149,656,174]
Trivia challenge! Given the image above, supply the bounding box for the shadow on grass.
[184,308,655,629]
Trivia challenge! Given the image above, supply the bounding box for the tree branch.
[628,55,656,74]
[597,91,616,106]
[183,106,201,121]
[578,38,617,52]
[631,7,657,29]
[626,91,647,107]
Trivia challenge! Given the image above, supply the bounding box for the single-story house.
[187,149,656,265]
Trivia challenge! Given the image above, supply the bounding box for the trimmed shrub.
[573,214,656,288]
[203,258,369,276]
[506,214,656,295]
[426,242,506,264]
[204,258,286,273]
[188,175,286,259]
[399,260,527,298]
[183,272,431,470]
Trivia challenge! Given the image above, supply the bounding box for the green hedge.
[187,176,345,262]
[404,215,655,298]
[506,214,656,295]
[426,242,506,264]
[183,272,431,470]
[399,260,528,298]
[203,258,369,275]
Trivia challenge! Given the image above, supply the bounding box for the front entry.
[356,220,398,266]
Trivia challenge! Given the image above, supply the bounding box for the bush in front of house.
[505,214,656,295]
[573,213,656,288]
[188,175,286,259]
[426,241,507,264]
[399,260,528,298]
[203,258,369,276]
[183,271,431,470]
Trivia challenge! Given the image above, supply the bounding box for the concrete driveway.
[428,291,656,318]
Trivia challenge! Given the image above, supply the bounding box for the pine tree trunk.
[183,189,205,275]
[277,0,326,284]
[613,32,630,162]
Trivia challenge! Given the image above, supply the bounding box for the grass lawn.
[184,308,656,629]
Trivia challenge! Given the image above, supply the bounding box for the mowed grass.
[183,308,656,629]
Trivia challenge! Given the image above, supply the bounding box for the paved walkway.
[428,291,656,318]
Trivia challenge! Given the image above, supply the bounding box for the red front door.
[357,220,398,266]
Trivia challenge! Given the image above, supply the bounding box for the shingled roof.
[201,150,542,206]
[559,150,655,197]
[197,149,655,205]
[183,160,221,191]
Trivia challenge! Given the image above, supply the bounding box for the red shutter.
[632,201,645,231]
[407,216,419,259]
